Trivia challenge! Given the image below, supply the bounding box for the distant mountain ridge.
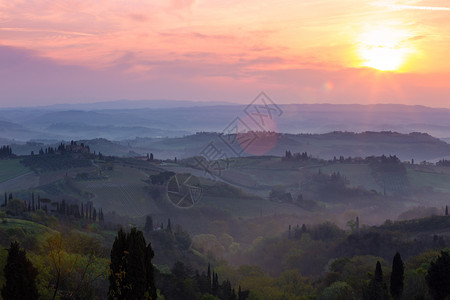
[2,101,450,142]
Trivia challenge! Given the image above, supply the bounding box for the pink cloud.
[170,0,196,10]
[1,44,450,109]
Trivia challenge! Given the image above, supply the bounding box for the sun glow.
[358,28,411,71]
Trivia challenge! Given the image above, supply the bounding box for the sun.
[357,28,410,71]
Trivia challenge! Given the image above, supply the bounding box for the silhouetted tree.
[367,261,388,300]
[108,228,156,300]
[2,241,39,300]
[99,208,104,222]
[426,251,450,300]
[207,263,212,293]
[167,218,172,233]
[144,215,153,234]
[31,192,35,212]
[390,252,404,300]
[212,271,219,296]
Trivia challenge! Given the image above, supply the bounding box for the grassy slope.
[0,159,30,182]
[407,165,450,193]
[74,164,160,217]
[0,218,57,237]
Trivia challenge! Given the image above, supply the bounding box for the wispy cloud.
[373,1,450,11]
[0,27,94,36]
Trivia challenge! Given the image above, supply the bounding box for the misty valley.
[0,103,450,299]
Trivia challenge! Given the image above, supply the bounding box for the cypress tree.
[108,228,156,300]
[212,271,219,296]
[390,252,404,300]
[2,241,39,300]
[426,250,450,300]
[446,205,448,216]
[368,261,388,300]
[144,215,153,234]
[207,263,212,292]
[167,218,172,232]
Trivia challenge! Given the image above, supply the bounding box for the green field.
[407,167,450,193]
[0,218,57,239]
[0,159,30,183]
[75,164,158,217]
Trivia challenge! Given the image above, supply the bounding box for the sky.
[0,0,450,108]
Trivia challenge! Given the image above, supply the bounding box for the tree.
[446,205,448,216]
[109,228,157,300]
[0,211,6,223]
[99,208,104,222]
[167,218,172,232]
[319,281,355,300]
[144,215,153,234]
[426,250,450,300]
[390,252,404,300]
[367,261,388,300]
[207,263,212,293]
[2,241,39,300]
[6,199,27,216]
[32,192,35,211]
[150,153,154,161]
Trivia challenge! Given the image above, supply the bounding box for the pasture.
[0,159,31,183]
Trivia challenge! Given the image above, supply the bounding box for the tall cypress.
[2,242,39,300]
[426,250,450,300]
[390,252,404,300]
[144,215,153,234]
[207,263,212,293]
[368,261,388,300]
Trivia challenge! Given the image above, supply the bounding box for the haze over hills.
[2,100,450,161]
[2,100,450,139]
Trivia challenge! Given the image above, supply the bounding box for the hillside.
[3,103,450,142]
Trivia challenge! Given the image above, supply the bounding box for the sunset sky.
[1,0,450,107]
